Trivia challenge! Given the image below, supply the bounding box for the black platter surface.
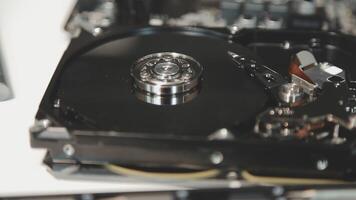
[48,27,269,138]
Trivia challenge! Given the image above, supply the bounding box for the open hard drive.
[30,0,356,187]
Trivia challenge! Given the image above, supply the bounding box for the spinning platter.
[45,27,268,136]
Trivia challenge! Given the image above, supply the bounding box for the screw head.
[316,159,328,171]
[63,144,75,157]
[282,41,291,49]
[93,27,103,36]
[210,151,224,165]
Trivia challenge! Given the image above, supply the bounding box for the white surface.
[323,66,343,75]
[0,0,179,197]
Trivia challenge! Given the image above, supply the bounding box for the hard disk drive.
[30,0,356,188]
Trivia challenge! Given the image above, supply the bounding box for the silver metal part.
[303,62,345,88]
[210,151,224,165]
[278,83,304,104]
[316,159,328,171]
[131,52,203,96]
[294,51,345,89]
[63,144,75,157]
[234,15,257,29]
[228,51,287,89]
[330,124,346,144]
[296,50,317,68]
[58,164,80,175]
[261,17,283,30]
[265,18,283,29]
[291,74,317,97]
[166,9,227,27]
[293,0,316,16]
[282,41,291,49]
[228,25,240,34]
[208,128,235,141]
[37,127,71,140]
[134,88,199,106]
[66,0,116,37]
[30,119,72,140]
[29,119,52,133]
[53,98,61,108]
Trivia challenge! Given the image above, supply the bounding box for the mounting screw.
[210,151,224,165]
[63,144,75,157]
[93,27,103,36]
[316,159,328,171]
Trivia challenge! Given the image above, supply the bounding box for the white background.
[0,0,179,197]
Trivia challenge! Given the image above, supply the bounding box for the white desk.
[0,0,180,197]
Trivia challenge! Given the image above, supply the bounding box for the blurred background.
[63,0,356,37]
